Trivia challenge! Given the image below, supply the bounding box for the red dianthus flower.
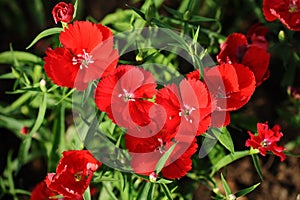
[94,65,157,128]
[245,122,286,162]
[263,0,300,31]
[45,150,101,199]
[217,32,270,86]
[44,21,119,90]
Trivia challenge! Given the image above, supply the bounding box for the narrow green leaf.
[161,183,173,200]
[235,183,261,197]
[0,51,42,64]
[163,6,183,19]
[136,182,150,200]
[151,18,174,29]
[155,142,177,174]
[73,0,79,20]
[26,27,63,49]
[189,15,217,22]
[102,182,119,200]
[49,102,66,171]
[0,72,15,79]
[17,93,47,171]
[127,5,146,20]
[2,92,33,114]
[83,186,91,200]
[159,28,189,51]
[221,173,231,197]
[156,178,173,184]
[251,154,264,180]
[210,127,234,153]
[211,150,250,176]
[147,183,155,200]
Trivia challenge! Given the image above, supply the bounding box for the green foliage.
[1,0,300,199]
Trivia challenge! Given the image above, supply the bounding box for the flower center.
[118,89,135,102]
[74,171,83,182]
[289,0,299,13]
[72,49,94,69]
[261,139,270,147]
[156,138,166,154]
[179,104,196,123]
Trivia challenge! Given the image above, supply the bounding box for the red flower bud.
[52,2,74,24]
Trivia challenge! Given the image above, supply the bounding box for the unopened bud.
[229,194,236,200]
[40,79,47,92]
[278,30,285,42]
[149,172,157,182]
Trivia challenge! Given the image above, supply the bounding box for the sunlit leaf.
[211,150,250,176]
[161,183,173,200]
[26,27,63,49]
[155,142,177,174]
[235,182,261,197]
[221,173,231,197]
[0,51,42,64]
[83,186,91,200]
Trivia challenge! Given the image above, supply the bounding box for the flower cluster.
[43,2,275,181]
[29,1,291,198]
[30,150,101,200]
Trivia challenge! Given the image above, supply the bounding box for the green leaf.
[49,102,66,171]
[0,72,15,79]
[0,51,42,64]
[17,93,47,171]
[26,27,63,49]
[221,173,231,197]
[208,143,226,165]
[251,154,264,180]
[163,6,183,19]
[83,186,91,200]
[127,5,146,20]
[155,142,177,174]
[160,183,173,200]
[210,127,234,153]
[73,0,79,20]
[235,182,261,197]
[189,15,217,23]
[211,150,250,176]
[136,182,151,200]
[147,183,155,200]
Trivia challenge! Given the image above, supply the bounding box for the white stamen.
[72,49,94,69]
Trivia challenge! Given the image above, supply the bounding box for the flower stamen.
[118,89,135,102]
[179,104,196,123]
[72,49,94,69]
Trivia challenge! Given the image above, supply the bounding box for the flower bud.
[52,2,74,24]
[149,172,157,182]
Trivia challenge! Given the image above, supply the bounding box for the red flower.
[94,65,157,128]
[156,78,212,136]
[204,63,256,111]
[247,23,269,51]
[30,181,57,200]
[45,150,101,199]
[125,129,198,179]
[263,0,300,31]
[217,32,270,86]
[30,181,82,200]
[44,21,119,90]
[186,69,231,128]
[245,122,286,162]
[52,2,74,24]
